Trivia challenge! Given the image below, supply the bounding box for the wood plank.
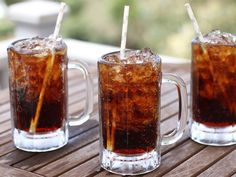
[0,89,9,105]
[162,145,235,177]
[160,114,178,135]
[58,112,190,177]
[85,67,189,98]
[68,85,98,106]
[197,149,236,177]
[0,121,11,134]
[0,111,10,123]
[94,140,205,177]
[0,102,9,114]
[60,133,191,177]
[0,69,96,121]
[0,63,191,177]
[231,173,236,177]
[93,171,118,177]
[161,129,190,154]
[0,142,16,157]
[0,86,95,136]
[63,66,187,175]
[0,118,89,152]
[58,156,100,177]
[68,73,185,102]
[68,82,184,118]
[161,83,190,108]
[0,89,98,142]
[160,73,190,98]
[0,95,97,142]
[161,95,190,122]
[149,141,204,177]
[0,163,43,177]
[4,120,98,167]
[161,100,179,121]
[0,81,95,125]
[57,84,189,176]
[68,76,98,88]
[0,131,11,145]
[35,141,99,177]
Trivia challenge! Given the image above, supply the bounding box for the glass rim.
[191,38,236,47]
[8,37,67,54]
[99,49,162,64]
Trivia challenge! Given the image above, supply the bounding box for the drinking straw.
[106,5,130,151]
[120,5,130,59]
[29,49,56,133]
[53,2,66,39]
[29,2,66,133]
[185,3,232,113]
[185,3,205,43]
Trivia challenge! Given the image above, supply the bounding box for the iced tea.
[7,37,68,133]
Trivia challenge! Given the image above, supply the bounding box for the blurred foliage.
[0,18,14,40]
[61,0,236,59]
[2,0,236,59]
[4,0,20,5]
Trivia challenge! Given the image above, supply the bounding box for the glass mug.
[7,37,94,152]
[191,31,236,146]
[98,49,188,175]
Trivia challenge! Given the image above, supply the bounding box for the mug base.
[100,149,161,175]
[13,128,68,152]
[190,121,236,146]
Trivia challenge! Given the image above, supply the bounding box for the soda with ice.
[7,37,68,133]
[98,49,161,154]
[191,30,236,145]
[192,30,236,127]
[99,48,188,175]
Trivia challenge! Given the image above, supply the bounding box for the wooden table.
[0,62,235,177]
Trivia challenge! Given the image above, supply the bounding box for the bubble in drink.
[7,37,68,132]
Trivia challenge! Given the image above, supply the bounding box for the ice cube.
[203,30,236,45]
[124,48,157,64]
[103,48,160,65]
[104,54,121,63]
[13,36,65,56]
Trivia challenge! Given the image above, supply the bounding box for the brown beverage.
[99,49,188,175]
[191,30,236,127]
[7,37,68,133]
[98,49,161,155]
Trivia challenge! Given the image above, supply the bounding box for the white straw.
[185,3,205,42]
[29,2,66,133]
[120,5,130,59]
[53,2,66,39]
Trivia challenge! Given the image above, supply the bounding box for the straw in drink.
[185,3,236,127]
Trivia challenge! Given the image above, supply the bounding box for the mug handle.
[67,60,94,126]
[161,73,188,145]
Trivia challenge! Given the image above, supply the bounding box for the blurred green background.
[1,0,236,59]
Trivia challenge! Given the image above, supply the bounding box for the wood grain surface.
[0,63,235,177]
